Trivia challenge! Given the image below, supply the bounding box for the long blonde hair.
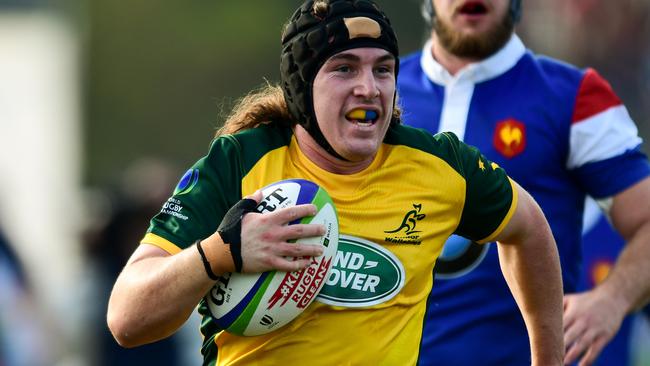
[216,83,292,137]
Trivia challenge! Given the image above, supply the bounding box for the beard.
[433,13,514,60]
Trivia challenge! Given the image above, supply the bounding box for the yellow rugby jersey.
[142,122,517,365]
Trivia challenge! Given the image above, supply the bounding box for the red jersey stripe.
[572,68,622,124]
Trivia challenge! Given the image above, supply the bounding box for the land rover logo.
[316,235,405,307]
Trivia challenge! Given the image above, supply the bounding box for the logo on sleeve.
[174,168,199,196]
[161,197,188,221]
[493,119,526,158]
[316,235,405,307]
[435,235,489,279]
[383,203,425,245]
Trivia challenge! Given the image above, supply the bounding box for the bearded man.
[398,1,650,365]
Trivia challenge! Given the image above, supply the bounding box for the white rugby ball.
[206,178,339,336]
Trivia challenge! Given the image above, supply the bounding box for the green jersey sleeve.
[441,132,517,243]
[144,136,244,252]
[142,123,293,253]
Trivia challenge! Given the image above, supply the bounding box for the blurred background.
[0,0,648,365]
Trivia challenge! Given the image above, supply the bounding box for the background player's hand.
[239,190,325,273]
[563,289,626,366]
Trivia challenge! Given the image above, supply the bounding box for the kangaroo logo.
[385,204,426,235]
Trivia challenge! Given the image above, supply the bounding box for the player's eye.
[375,65,391,74]
[334,64,351,73]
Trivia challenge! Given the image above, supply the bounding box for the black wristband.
[217,198,258,272]
[195,240,219,281]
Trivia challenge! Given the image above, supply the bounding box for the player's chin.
[341,143,380,161]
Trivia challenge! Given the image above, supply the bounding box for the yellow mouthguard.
[346,109,377,121]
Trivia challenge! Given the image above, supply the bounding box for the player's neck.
[294,126,374,175]
[430,35,479,76]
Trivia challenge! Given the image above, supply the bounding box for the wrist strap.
[195,240,219,281]
[217,198,258,272]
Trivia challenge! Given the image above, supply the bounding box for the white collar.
[420,34,526,85]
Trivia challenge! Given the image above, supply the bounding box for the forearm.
[604,177,650,313]
[107,244,216,347]
[598,220,650,313]
[498,235,564,365]
[495,185,564,365]
[106,198,325,347]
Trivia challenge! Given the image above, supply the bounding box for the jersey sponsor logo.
[316,235,405,307]
[434,235,489,279]
[493,119,526,158]
[384,203,426,244]
[174,168,199,195]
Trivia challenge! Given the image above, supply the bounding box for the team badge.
[493,119,526,158]
[384,203,426,245]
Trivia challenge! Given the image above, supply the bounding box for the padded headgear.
[280,0,399,159]
[422,0,523,25]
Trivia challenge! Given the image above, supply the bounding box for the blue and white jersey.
[398,35,650,366]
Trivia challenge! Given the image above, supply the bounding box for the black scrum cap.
[280,0,399,159]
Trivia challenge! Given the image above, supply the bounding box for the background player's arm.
[494,182,564,366]
[563,176,650,365]
[608,176,650,312]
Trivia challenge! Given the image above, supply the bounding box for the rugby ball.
[206,179,339,336]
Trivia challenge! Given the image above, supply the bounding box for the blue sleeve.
[573,146,650,198]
